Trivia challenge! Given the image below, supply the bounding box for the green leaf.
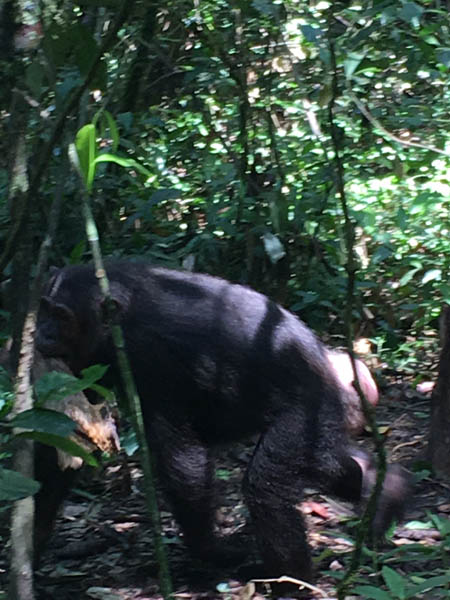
[117,112,133,132]
[0,466,40,501]
[353,585,392,599]
[371,247,392,265]
[215,468,232,481]
[79,364,109,387]
[251,0,279,16]
[147,189,182,206]
[65,23,107,91]
[34,371,90,406]
[408,574,450,596]
[34,366,107,406]
[439,282,450,304]
[0,366,14,418]
[74,124,97,191]
[344,52,366,79]
[382,566,406,599]
[300,24,322,44]
[290,291,319,311]
[57,73,82,103]
[10,408,76,437]
[429,513,450,536]
[436,48,450,68]
[404,519,433,529]
[398,268,420,287]
[69,239,87,264]
[42,22,71,69]
[398,2,424,27]
[93,110,120,152]
[93,153,152,178]
[16,432,98,466]
[121,429,138,457]
[0,396,13,419]
[318,84,333,107]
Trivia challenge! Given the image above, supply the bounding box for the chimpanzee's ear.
[100,282,131,322]
[52,301,77,325]
[41,296,77,323]
[41,296,78,335]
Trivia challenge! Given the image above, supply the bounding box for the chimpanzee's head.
[36,264,130,374]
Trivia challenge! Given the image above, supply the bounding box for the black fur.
[34,445,78,559]
[36,261,410,586]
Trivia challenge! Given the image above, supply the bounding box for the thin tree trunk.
[9,110,35,600]
[428,304,450,476]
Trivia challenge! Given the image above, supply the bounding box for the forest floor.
[1,370,449,600]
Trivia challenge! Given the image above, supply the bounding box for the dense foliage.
[1,0,449,354]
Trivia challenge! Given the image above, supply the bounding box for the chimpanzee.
[36,261,410,587]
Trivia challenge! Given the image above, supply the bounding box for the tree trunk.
[428,303,450,476]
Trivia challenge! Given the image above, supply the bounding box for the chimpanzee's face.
[36,295,80,362]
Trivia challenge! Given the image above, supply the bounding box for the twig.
[252,575,331,598]
[392,438,423,454]
[348,87,450,157]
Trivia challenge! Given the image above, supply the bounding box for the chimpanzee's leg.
[34,444,79,562]
[148,414,240,565]
[243,407,350,583]
[243,406,411,586]
[243,405,412,592]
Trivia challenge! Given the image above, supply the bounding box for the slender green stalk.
[325,30,388,600]
[71,149,172,599]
